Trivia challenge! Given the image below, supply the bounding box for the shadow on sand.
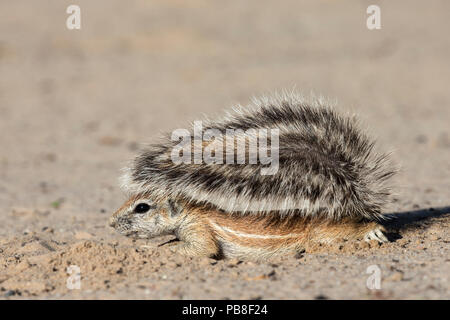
[381,206,450,241]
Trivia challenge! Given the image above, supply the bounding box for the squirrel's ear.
[167,199,183,217]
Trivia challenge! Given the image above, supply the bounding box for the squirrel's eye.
[134,203,151,214]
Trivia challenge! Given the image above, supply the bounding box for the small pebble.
[386,272,404,282]
[4,290,16,297]
[74,231,94,240]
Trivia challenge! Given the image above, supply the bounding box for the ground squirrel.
[110,93,395,260]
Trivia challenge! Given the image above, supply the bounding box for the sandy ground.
[0,0,449,299]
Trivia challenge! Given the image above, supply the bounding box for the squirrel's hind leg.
[310,220,389,244]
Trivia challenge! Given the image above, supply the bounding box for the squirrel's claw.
[364,227,388,243]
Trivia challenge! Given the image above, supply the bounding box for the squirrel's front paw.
[364,226,388,243]
[168,242,194,256]
[168,242,182,252]
[168,241,218,258]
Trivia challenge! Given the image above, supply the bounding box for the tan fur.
[110,195,387,260]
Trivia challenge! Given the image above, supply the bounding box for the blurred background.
[0,0,449,235]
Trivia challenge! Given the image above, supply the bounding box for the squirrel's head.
[109,194,183,239]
